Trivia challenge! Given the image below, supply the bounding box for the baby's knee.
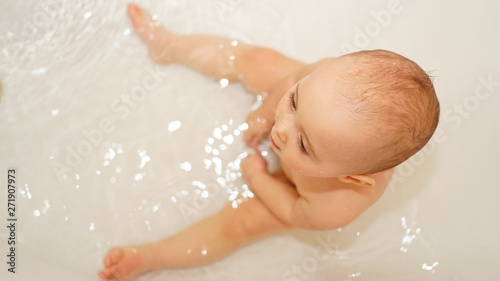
[238,47,281,68]
[224,210,264,239]
[222,199,286,239]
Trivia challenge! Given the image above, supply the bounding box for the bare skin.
[99,4,393,280]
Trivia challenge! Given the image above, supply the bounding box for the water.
[1,0,500,280]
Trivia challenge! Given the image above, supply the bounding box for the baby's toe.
[127,3,154,29]
[104,247,124,268]
[98,268,114,280]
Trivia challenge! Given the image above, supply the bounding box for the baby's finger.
[243,132,255,147]
[245,134,259,149]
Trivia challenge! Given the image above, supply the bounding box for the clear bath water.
[1,0,500,281]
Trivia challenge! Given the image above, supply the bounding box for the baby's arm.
[241,152,336,229]
[241,150,302,225]
[242,151,388,230]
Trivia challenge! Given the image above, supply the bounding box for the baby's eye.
[289,91,296,109]
[298,135,308,155]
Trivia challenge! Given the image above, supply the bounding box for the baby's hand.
[244,110,273,148]
[241,149,268,181]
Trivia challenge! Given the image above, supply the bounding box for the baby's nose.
[275,121,288,143]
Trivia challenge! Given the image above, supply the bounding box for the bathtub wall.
[1,0,499,280]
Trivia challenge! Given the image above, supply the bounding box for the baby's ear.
[338,174,376,187]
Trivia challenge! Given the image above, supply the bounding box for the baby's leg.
[99,197,289,280]
[127,3,304,95]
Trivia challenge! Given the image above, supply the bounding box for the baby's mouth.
[270,135,281,151]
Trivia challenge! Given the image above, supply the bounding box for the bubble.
[422,262,439,271]
[137,149,151,169]
[134,172,145,182]
[152,204,161,212]
[104,148,116,160]
[219,78,229,88]
[145,220,152,231]
[168,120,182,132]
[83,11,92,19]
[213,128,222,139]
[223,134,234,145]
[180,162,192,171]
[42,200,51,214]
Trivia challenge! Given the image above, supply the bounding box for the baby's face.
[270,56,372,177]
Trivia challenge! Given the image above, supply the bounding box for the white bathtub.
[1,0,499,280]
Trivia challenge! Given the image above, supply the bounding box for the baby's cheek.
[281,155,303,173]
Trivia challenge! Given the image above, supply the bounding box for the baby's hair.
[342,50,440,175]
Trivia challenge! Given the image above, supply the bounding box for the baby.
[99,3,439,280]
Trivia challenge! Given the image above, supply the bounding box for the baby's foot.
[99,245,156,280]
[127,3,176,64]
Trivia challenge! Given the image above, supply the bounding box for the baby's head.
[271,50,439,179]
